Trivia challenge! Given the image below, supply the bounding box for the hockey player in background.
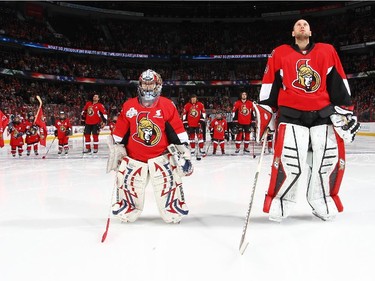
[81,93,107,154]
[106,69,193,223]
[209,111,228,155]
[54,111,72,155]
[24,112,40,156]
[232,91,254,154]
[7,115,26,157]
[182,94,207,159]
[255,19,360,222]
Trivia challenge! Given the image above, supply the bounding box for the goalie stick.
[101,178,118,243]
[239,130,268,255]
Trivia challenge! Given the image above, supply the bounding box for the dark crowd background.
[0,1,374,125]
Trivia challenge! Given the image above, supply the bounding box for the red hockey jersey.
[55,118,72,139]
[209,118,228,140]
[82,102,107,125]
[182,101,206,127]
[259,43,352,111]
[9,123,26,147]
[113,97,188,163]
[232,100,253,125]
[24,121,40,144]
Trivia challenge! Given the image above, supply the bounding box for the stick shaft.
[239,131,268,254]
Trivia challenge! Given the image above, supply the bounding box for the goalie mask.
[138,69,163,108]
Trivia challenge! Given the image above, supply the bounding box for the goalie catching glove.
[167,144,193,177]
[106,135,127,173]
[330,106,360,144]
[253,102,276,143]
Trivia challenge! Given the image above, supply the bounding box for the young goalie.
[106,69,193,223]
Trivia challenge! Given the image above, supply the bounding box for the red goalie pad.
[253,103,274,143]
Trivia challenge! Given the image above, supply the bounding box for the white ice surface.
[0,136,374,281]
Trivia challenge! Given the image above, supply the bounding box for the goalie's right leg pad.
[113,156,149,222]
[263,123,310,221]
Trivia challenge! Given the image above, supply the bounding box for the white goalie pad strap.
[148,154,189,223]
[113,156,149,222]
[307,125,340,218]
[268,124,310,219]
[106,135,127,173]
[253,103,275,143]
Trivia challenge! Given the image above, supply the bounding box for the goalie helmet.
[138,69,162,108]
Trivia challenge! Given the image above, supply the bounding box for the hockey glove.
[330,106,360,144]
[106,135,127,173]
[54,130,58,137]
[253,102,276,143]
[167,143,193,177]
[65,128,71,136]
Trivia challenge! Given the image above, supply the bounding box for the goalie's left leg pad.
[148,154,189,223]
[307,125,345,220]
[113,157,149,222]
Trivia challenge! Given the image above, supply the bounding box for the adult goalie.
[257,19,360,222]
[106,69,193,224]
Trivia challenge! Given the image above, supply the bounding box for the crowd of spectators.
[1,3,375,55]
[0,2,374,124]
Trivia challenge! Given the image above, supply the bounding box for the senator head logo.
[241,105,250,116]
[189,107,198,118]
[132,112,161,146]
[292,59,321,93]
[87,106,94,116]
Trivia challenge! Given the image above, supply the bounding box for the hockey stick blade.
[101,218,110,243]
[36,95,43,106]
[239,240,249,255]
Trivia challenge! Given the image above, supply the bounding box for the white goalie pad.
[112,156,149,222]
[307,125,341,220]
[266,123,310,221]
[148,154,189,223]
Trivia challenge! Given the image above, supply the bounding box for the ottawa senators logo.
[216,124,224,132]
[87,106,94,116]
[189,107,198,118]
[132,112,161,146]
[241,105,249,116]
[29,126,38,135]
[292,59,321,93]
